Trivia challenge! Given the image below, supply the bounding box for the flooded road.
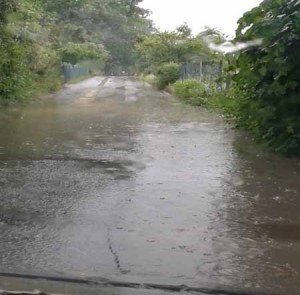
[0,77,300,294]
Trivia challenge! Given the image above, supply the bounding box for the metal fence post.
[199,59,203,83]
[179,59,222,91]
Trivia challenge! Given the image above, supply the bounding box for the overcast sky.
[140,0,263,37]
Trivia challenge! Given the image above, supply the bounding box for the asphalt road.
[0,77,300,295]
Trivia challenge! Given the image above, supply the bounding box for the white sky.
[140,0,263,37]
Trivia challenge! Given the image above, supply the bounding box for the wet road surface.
[0,77,300,294]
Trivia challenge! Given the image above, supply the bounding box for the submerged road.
[0,77,300,294]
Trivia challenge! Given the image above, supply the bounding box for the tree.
[51,0,152,73]
[135,26,211,73]
[61,42,107,65]
[0,0,153,101]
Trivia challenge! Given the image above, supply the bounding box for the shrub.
[156,63,179,90]
[142,74,157,86]
[207,86,240,118]
[31,69,61,96]
[61,42,107,65]
[0,30,31,102]
[173,79,209,106]
[232,0,300,155]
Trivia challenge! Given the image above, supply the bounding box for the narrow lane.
[0,77,300,294]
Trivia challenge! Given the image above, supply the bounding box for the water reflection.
[0,77,299,294]
[219,132,300,294]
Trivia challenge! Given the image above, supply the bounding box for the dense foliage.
[2,0,299,155]
[231,0,300,154]
[0,0,152,102]
[173,80,212,106]
[155,63,179,90]
[135,25,210,74]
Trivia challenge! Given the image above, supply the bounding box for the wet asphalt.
[0,77,300,294]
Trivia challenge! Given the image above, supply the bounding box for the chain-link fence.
[180,61,222,82]
[179,60,225,91]
[61,64,89,81]
[61,60,104,82]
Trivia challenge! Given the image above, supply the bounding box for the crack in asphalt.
[106,228,130,275]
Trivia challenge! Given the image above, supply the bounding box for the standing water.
[0,77,299,294]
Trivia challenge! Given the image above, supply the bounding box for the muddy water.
[0,77,299,294]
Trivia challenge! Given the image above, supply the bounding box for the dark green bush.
[232,0,300,155]
[0,30,31,102]
[61,42,107,65]
[156,63,179,90]
[207,86,240,118]
[173,80,209,106]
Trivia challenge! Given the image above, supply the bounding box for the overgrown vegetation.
[137,0,300,155]
[156,63,179,90]
[0,0,152,102]
[136,25,209,71]
[173,80,211,106]
[1,0,300,155]
[228,0,300,155]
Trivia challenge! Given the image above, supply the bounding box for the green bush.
[232,0,300,155]
[31,70,61,95]
[61,42,107,65]
[173,79,209,106]
[207,86,240,118]
[0,30,31,102]
[156,63,179,90]
[142,74,157,86]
